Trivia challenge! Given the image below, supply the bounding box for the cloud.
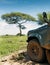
[0,21,8,26]
[0,20,44,35]
[0,21,19,35]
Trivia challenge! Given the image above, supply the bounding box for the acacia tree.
[37,13,43,21]
[1,12,35,36]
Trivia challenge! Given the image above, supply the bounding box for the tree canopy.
[1,12,36,24]
[1,12,36,36]
[37,13,43,22]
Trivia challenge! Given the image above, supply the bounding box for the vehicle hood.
[28,23,48,34]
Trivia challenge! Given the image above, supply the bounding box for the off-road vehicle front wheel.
[27,39,45,62]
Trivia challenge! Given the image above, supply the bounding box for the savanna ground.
[0,35,49,65]
[0,35,27,58]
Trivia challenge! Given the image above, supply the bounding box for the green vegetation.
[0,35,27,57]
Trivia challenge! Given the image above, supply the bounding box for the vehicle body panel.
[27,23,50,49]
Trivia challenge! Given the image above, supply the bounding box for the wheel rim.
[31,45,39,58]
[27,40,43,61]
[46,50,50,64]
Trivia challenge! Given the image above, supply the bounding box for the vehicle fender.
[27,33,44,46]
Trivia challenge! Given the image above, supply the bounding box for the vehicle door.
[47,25,50,43]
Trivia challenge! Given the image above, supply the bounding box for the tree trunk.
[19,24,22,36]
[20,27,22,36]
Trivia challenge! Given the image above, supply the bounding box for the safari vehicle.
[27,12,50,64]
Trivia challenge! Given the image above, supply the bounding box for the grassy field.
[0,35,27,57]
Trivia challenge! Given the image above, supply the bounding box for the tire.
[27,39,45,62]
[46,49,50,64]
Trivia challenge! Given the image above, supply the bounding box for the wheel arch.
[27,36,40,44]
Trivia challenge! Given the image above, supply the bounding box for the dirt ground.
[0,50,49,65]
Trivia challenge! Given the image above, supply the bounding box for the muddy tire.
[46,50,50,64]
[27,39,45,62]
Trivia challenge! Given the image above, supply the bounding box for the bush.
[16,33,25,36]
[5,34,9,36]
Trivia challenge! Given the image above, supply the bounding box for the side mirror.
[43,12,47,18]
[43,12,48,22]
[43,12,50,26]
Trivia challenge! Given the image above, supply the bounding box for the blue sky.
[0,0,50,17]
[0,0,50,35]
